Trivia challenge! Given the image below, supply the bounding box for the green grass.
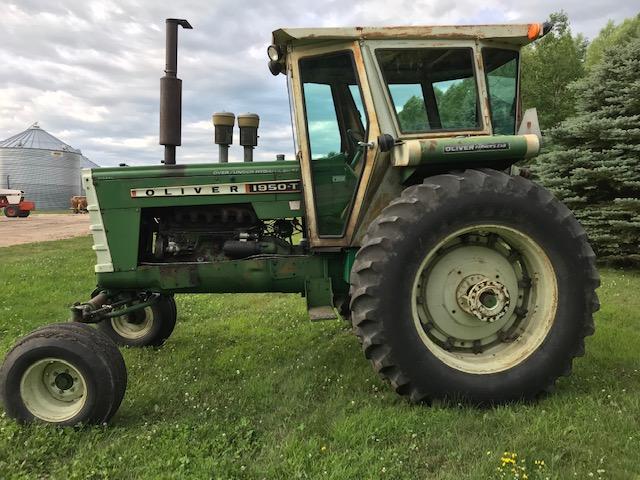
[0,236,638,479]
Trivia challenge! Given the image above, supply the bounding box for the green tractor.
[0,19,599,425]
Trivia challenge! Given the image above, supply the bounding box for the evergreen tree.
[533,38,640,263]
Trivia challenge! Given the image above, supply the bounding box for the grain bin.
[0,123,95,210]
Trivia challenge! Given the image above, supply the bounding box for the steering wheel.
[346,129,367,170]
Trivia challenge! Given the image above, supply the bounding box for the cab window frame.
[297,48,370,238]
[375,46,484,135]
[482,47,521,135]
[367,40,491,139]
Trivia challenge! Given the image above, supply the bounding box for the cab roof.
[272,24,540,48]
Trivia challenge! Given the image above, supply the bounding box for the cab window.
[376,48,481,133]
[483,48,519,135]
[303,83,341,158]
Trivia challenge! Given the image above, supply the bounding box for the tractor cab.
[268,24,547,248]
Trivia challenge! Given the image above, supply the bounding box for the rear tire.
[4,206,18,218]
[98,296,177,347]
[0,323,126,425]
[349,169,599,404]
[18,210,30,218]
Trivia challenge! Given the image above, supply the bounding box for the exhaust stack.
[212,112,235,163]
[159,18,192,165]
[238,113,260,162]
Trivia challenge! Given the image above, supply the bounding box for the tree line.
[528,12,640,264]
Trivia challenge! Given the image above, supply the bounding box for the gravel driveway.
[0,214,90,247]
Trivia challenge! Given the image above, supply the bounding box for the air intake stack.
[212,112,235,163]
[238,113,260,162]
[159,18,192,165]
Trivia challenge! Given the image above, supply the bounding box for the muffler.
[159,18,192,165]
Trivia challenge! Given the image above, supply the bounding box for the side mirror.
[377,134,396,153]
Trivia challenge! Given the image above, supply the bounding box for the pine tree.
[534,38,640,263]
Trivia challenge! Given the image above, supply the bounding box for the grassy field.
[0,236,638,479]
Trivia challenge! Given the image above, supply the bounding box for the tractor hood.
[89,160,300,182]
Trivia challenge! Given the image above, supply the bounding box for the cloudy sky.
[0,1,636,166]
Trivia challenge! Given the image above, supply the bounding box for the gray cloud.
[0,0,635,165]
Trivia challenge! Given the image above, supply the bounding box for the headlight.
[267,45,281,62]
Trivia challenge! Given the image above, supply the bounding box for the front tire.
[98,296,177,347]
[349,169,599,404]
[0,323,126,425]
[4,206,18,218]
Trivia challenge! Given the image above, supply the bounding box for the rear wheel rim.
[20,358,87,422]
[412,224,557,374]
[111,307,154,340]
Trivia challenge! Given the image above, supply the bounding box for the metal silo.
[0,123,92,210]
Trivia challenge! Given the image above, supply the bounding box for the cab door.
[289,42,380,248]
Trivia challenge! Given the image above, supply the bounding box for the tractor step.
[305,277,338,321]
[308,306,338,321]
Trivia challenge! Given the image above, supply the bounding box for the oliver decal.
[444,143,510,153]
[131,180,301,198]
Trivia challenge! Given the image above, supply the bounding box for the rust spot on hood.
[159,164,188,177]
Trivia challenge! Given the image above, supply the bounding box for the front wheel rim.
[20,358,88,422]
[111,307,155,340]
[412,225,557,374]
